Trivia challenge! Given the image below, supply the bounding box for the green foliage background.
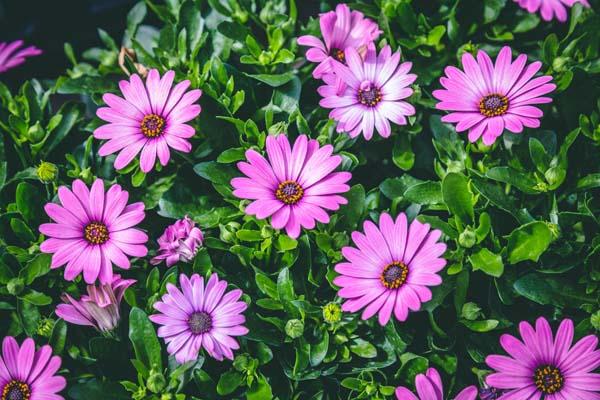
[1,0,600,398]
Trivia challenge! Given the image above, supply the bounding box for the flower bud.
[459,227,477,248]
[147,369,166,394]
[285,319,304,339]
[323,302,342,324]
[27,121,45,143]
[37,318,55,337]
[37,161,58,182]
[7,277,25,295]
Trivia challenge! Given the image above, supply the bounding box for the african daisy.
[231,134,352,239]
[0,336,66,400]
[297,3,381,79]
[39,179,148,284]
[150,216,204,267]
[486,317,600,399]
[94,69,202,173]
[319,44,417,140]
[395,368,478,400]
[334,212,446,325]
[150,273,249,363]
[433,46,556,145]
[514,0,590,22]
[0,40,42,73]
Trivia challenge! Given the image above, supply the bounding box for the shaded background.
[0,0,137,84]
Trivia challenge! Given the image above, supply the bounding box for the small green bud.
[160,395,173,400]
[591,310,600,331]
[220,221,240,243]
[37,161,58,182]
[552,56,570,72]
[37,318,55,337]
[7,277,25,295]
[147,369,166,394]
[27,121,45,143]
[285,319,304,339]
[233,354,250,372]
[459,227,477,248]
[258,51,271,65]
[323,302,342,324]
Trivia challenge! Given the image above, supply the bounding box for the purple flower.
[94,69,202,173]
[0,336,66,400]
[40,179,148,284]
[433,46,556,145]
[231,134,351,239]
[514,0,590,22]
[150,273,249,364]
[333,212,446,325]
[56,275,136,333]
[395,367,478,400]
[319,44,417,140]
[478,386,504,400]
[297,3,381,79]
[0,40,42,73]
[151,216,204,267]
[486,317,600,399]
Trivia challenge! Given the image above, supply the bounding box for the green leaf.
[486,167,539,194]
[49,319,67,354]
[514,273,595,307]
[442,173,474,224]
[246,374,273,400]
[404,181,443,205]
[461,319,499,332]
[128,307,162,372]
[506,221,553,264]
[20,290,52,305]
[469,248,504,277]
[16,182,42,224]
[244,72,295,87]
[337,184,365,231]
[483,0,507,23]
[20,253,51,284]
[68,379,130,400]
[193,161,238,185]
[350,338,377,359]
[216,370,244,395]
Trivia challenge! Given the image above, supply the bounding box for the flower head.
[319,44,417,140]
[485,317,600,399]
[231,134,352,239]
[334,212,446,325]
[36,161,57,182]
[395,368,478,400]
[94,69,202,173]
[40,179,148,284]
[56,275,136,332]
[0,336,66,400]
[0,40,42,73]
[297,3,381,79]
[151,216,204,267]
[150,273,249,364]
[514,0,590,22]
[433,46,556,145]
[323,302,342,324]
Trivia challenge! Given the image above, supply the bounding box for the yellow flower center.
[1,380,31,400]
[381,262,409,289]
[534,365,564,395]
[275,180,304,205]
[479,94,509,117]
[84,222,109,245]
[141,114,165,138]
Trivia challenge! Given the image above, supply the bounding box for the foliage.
[1,0,600,399]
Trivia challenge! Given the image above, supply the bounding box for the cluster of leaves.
[1,0,600,399]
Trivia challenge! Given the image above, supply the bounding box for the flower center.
[275,180,304,205]
[479,94,509,117]
[534,365,564,395]
[380,262,409,289]
[331,48,345,63]
[1,380,31,400]
[358,81,381,107]
[84,222,109,245]
[141,114,165,138]
[188,311,212,334]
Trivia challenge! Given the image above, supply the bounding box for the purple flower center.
[275,180,304,205]
[534,365,564,394]
[188,311,212,334]
[1,380,31,400]
[330,48,345,63]
[479,94,509,117]
[358,81,382,107]
[84,222,109,245]
[141,114,165,138]
[479,387,503,400]
[381,262,409,289]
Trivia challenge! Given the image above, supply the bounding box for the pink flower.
[514,0,590,22]
[0,336,66,400]
[39,179,148,284]
[150,273,249,364]
[56,275,136,333]
[0,40,42,73]
[297,3,381,79]
[94,69,202,173]
[433,46,556,145]
[334,212,446,325]
[151,216,204,267]
[486,317,600,399]
[395,368,478,400]
[231,134,352,239]
[319,44,417,140]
